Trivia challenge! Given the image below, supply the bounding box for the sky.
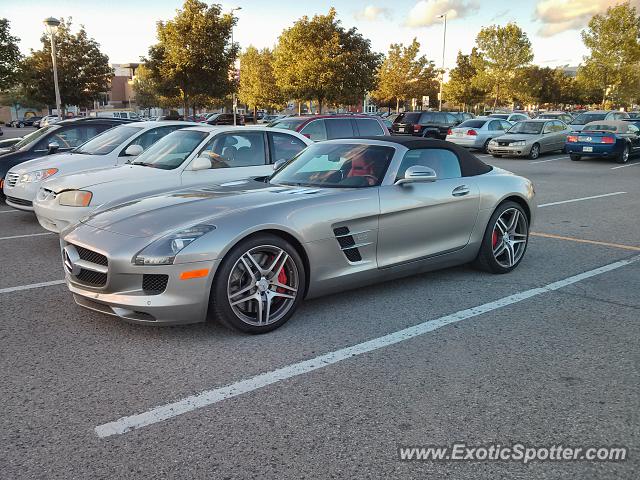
[0,0,634,69]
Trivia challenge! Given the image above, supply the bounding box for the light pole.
[230,7,242,126]
[437,13,447,112]
[43,17,62,120]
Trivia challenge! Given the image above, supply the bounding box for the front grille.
[5,172,19,188]
[498,141,512,146]
[333,226,363,263]
[75,245,108,266]
[76,268,107,287]
[6,196,32,207]
[143,274,168,294]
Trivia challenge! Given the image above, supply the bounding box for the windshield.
[130,130,207,170]
[269,143,395,188]
[74,126,143,155]
[572,113,606,125]
[507,122,543,134]
[13,126,58,150]
[459,120,487,128]
[269,118,306,130]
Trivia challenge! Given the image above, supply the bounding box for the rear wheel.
[616,143,630,164]
[473,201,529,274]
[210,234,306,334]
[569,154,581,161]
[528,143,540,160]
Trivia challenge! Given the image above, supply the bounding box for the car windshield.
[130,130,208,170]
[572,113,607,125]
[459,120,487,128]
[269,118,306,130]
[507,122,543,134]
[269,143,395,188]
[12,126,58,150]
[74,126,143,155]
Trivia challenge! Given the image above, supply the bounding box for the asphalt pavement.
[0,148,638,479]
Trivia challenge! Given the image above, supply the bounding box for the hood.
[82,180,337,238]
[7,152,95,175]
[42,164,169,192]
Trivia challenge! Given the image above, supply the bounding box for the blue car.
[566,120,640,164]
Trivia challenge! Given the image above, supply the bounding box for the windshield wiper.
[132,161,154,167]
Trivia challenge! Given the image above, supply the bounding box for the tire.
[483,139,491,153]
[473,201,529,274]
[528,143,540,160]
[17,122,24,128]
[616,143,630,164]
[569,154,581,161]
[209,233,306,334]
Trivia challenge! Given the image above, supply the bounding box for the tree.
[274,8,380,113]
[238,46,285,116]
[474,23,534,108]
[577,2,640,107]
[131,64,160,110]
[144,0,238,116]
[20,18,112,110]
[0,18,22,92]
[443,49,486,111]
[371,39,438,111]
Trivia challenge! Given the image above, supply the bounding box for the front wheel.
[528,143,540,160]
[483,139,491,153]
[570,154,581,161]
[473,201,529,274]
[210,234,306,334]
[616,143,630,164]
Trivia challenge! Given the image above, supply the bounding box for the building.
[93,63,140,112]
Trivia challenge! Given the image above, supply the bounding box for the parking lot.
[1,150,638,479]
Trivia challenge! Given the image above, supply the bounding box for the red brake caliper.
[492,230,498,248]
[277,267,288,293]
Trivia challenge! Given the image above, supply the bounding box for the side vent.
[333,226,363,262]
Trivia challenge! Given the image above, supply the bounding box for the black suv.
[0,117,135,191]
[392,111,461,139]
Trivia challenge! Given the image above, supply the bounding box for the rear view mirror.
[124,144,144,157]
[191,155,212,171]
[47,141,60,154]
[396,165,438,185]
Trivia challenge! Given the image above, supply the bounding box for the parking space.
[0,150,638,478]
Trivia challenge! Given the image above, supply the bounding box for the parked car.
[568,110,629,132]
[10,116,42,128]
[269,114,388,141]
[260,114,286,124]
[40,115,66,128]
[453,112,474,123]
[446,117,513,152]
[487,119,571,159]
[537,111,574,124]
[3,121,195,211]
[93,111,140,120]
[0,118,135,193]
[382,113,401,130]
[565,120,640,164]
[205,113,245,126]
[391,111,460,138]
[58,136,535,333]
[489,112,530,123]
[626,111,640,119]
[33,126,313,233]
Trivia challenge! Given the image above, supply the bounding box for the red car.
[268,114,388,141]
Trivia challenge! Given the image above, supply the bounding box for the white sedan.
[33,126,313,233]
[3,121,193,211]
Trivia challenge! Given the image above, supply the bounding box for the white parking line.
[0,209,20,214]
[0,279,65,295]
[538,191,626,208]
[94,253,640,438]
[529,156,566,164]
[611,162,640,170]
[0,232,54,241]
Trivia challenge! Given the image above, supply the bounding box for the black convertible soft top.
[358,135,493,177]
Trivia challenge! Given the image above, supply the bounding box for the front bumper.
[487,143,532,157]
[3,180,39,211]
[33,197,91,233]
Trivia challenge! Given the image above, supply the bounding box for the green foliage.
[371,38,438,110]
[238,46,285,111]
[273,8,380,112]
[20,18,112,109]
[474,23,533,107]
[144,0,238,112]
[443,49,487,109]
[576,1,640,107]
[0,18,22,92]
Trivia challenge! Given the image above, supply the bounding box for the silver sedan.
[60,137,536,334]
[488,119,571,159]
[446,117,513,152]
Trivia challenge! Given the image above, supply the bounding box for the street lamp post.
[437,13,447,112]
[230,7,242,126]
[43,17,62,120]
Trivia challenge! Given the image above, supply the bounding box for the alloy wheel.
[491,208,528,268]
[529,144,540,159]
[227,245,299,326]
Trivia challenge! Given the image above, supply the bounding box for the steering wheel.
[360,175,378,186]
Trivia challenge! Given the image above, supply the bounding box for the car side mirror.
[273,159,287,171]
[124,144,144,157]
[396,165,438,185]
[191,155,212,171]
[47,141,60,154]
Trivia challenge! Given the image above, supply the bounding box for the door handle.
[452,185,470,196]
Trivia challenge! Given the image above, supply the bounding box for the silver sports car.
[60,137,536,333]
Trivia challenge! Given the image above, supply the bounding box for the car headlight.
[489,139,498,145]
[58,190,93,207]
[20,168,58,183]
[511,141,526,146]
[134,224,216,265]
